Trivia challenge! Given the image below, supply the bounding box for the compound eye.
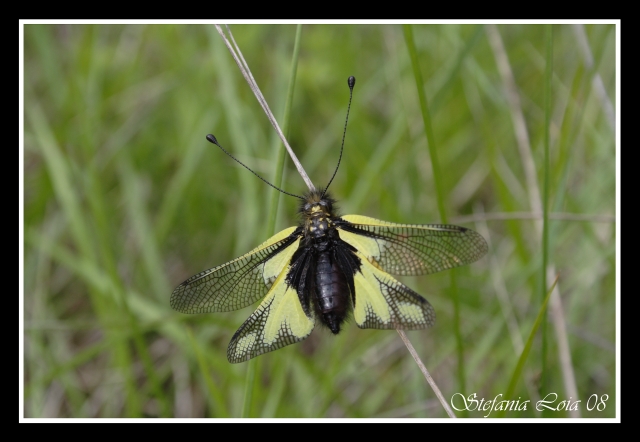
[319,201,326,206]
[304,203,312,211]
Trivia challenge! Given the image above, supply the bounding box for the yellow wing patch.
[226,226,298,287]
[342,214,396,226]
[260,229,299,286]
[353,250,435,330]
[337,227,383,266]
[338,214,488,276]
[171,227,300,313]
[227,262,315,363]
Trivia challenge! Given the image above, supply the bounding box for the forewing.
[353,251,435,330]
[170,227,301,313]
[227,264,315,363]
[337,214,487,276]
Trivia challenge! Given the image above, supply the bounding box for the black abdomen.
[315,251,350,334]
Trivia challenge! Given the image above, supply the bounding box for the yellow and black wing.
[226,261,315,363]
[336,215,488,276]
[170,226,302,313]
[352,250,435,329]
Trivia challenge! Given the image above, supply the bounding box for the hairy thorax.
[300,190,337,241]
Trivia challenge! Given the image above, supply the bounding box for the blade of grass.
[260,357,290,417]
[241,358,257,418]
[26,224,171,416]
[27,99,142,416]
[546,56,586,418]
[431,24,483,112]
[403,24,466,406]
[216,24,314,192]
[346,114,405,212]
[266,24,302,238]
[155,111,218,243]
[450,211,614,224]
[88,167,172,417]
[396,330,457,418]
[540,23,553,404]
[187,328,229,417]
[25,336,117,398]
[28,25,67,109]
[496,275,559,418]
[209,29,260,255]
[403,25,446,222]
[24,211,62,416]
[26,102,94,261]
[297,352,363,418]
[571,24,615,130]
[486,24,543,222]
[487,25,571,416]
[233,24,303,418]
[119,158,170,302]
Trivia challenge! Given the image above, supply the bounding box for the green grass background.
[23,23,616,418]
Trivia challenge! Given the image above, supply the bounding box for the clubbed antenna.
[215,24,315,192]
[206,134,304,200]
[322,76,356,198]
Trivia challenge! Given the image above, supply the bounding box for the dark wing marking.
[170,227,302,313]
[332,239,361,305]
[285,245,315,318]
[353,250,435,329]
[227,264,315,363]
[336,214,487,276]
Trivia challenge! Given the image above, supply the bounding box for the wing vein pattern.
[337,214,488,276]
[226,261,315,363]
[170,227,302,313]
[353,250,436,329]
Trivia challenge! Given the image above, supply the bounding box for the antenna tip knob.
[206,134,218,145]
[348,76,356,89]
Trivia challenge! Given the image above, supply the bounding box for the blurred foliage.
[23,23,616,418]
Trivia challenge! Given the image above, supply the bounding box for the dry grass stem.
[396,329,457,418]
[572,24,615,131]
[487,24,580,417]
[215,24,315,191]
[451,211,614,224]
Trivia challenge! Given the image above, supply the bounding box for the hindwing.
[227,261,315,363]
[170,227,302,313]
[336,215,487,276]
[353,250,435,330]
